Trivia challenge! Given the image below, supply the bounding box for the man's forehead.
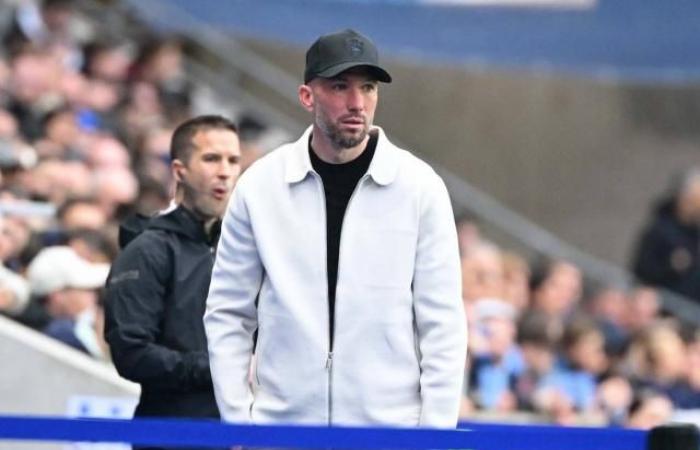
[191,128,240,150]
[192,127,238,141]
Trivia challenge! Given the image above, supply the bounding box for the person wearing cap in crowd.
[205,29,466,427]
[103,115,240,449]
[26,245,109,358]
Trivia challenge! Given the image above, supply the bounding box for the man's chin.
[335,131,368,149]
[193,202,227,221]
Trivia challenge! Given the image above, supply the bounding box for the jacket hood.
[118,213,152,249]
[119,206,220,248]
[653,197,677,220]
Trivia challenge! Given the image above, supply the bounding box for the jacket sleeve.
[204,180,263,423]
[104,237,212,391]
[413,173,468,428]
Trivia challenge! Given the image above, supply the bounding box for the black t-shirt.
[310,131,378,349]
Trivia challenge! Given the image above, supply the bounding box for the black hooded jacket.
[632,198,700,302]
[104,206,220,418]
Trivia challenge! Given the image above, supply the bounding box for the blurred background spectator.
[632,168,700,304]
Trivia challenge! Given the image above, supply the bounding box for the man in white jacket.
[205,29,467,428]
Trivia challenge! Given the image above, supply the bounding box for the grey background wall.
[240,38,700,267]
[0,316,139,450]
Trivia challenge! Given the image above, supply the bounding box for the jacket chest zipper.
[326,351,333,425]
[313,171,369,425]
[328,174,368,425]
[311,172,334,424]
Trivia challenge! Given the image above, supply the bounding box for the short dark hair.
[517,310,561,348]
[56,196,100,221]
[170,115,238,163]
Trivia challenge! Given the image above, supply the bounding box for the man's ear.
[298,84,314,112]
[172,159,186,183]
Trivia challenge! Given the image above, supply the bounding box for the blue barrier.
[0,415,647,449]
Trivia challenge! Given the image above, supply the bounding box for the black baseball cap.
[304,29,392,84]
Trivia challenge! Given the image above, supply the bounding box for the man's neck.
[180,204,220,238]
[310,126,369,164]
[203,217,219,236]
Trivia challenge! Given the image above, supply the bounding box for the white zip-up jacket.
[205,126,467,428]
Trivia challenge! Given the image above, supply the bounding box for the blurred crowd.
[0,0,699,431]
[0,1,279,358]
[459,209,700,428]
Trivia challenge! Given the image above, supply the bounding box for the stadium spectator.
[626,389,674,430]
[632,167,700,303]
[20,159,92,205]
[34,106,83,159]
[583,280,629,358]
[57,197,108,232]
[236,114,272,173]
[595,374,634,426]
[560,316,609,381]
[26,245,109,358]
[530,258,582,322]
[135,126,175,188]
[511,310,592,424]
[82,38,133,85]
[120,80,164,145]
[67,228,117,264]
[3,0,83,58]
[468,299,523,412]
[0,108,19,139]
[93,167,139,217]
[104,115,240,446]
[6,48,62,140]
[131,37,191,123]
[502,251,531,313]
[624,286,661,336]
[455,212,482,257]
[461,240,505,305]
[624,322,698,408]
[0,259,30,318]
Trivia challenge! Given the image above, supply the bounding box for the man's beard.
[183,184,225,221]
[317,110,369,149]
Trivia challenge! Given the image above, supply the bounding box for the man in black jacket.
[632,168,700,303]
[104,115,240,449]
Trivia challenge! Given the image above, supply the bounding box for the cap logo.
[346,37,364,57]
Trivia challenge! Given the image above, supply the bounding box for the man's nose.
[218,161,234,178]
[346,87,365,111]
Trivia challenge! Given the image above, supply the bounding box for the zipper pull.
[325,352,333,370]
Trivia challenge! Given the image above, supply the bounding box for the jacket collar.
[148,205,221,245]
[284,125,399,186]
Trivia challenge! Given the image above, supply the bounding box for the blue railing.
[0,415,647,449]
